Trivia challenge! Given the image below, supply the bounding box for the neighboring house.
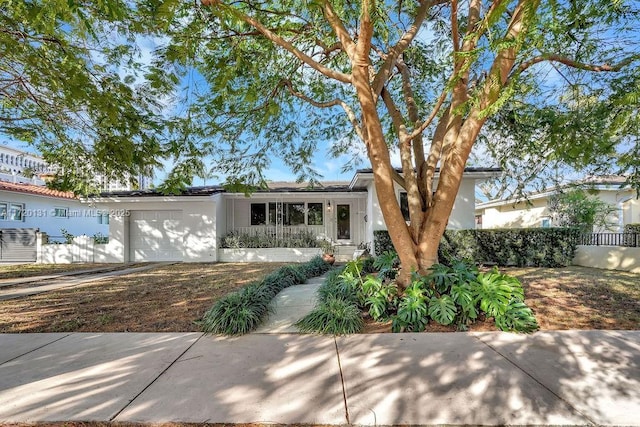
[0,180,109,238]
[89,168,499,263]
[475,176,640,232]
[0,144,151,191]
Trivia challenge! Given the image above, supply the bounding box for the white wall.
[573,245,640,274]
[480,199,550,229]
[98,197,216,263]
[0,190,108,237]
[367,177,478,233]
[218,248,322,262]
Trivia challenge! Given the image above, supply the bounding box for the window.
[98,213,110,225]
[541,218,551,228]
[399,192,410,221]
[250,203,267,225]
[268,202,277,225]
[307,203,324,225]
[0,203,6,220]
[9,203,24,221]
[283,202,305,225]
[53,207,68,218]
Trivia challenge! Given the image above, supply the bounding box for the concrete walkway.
[0,330,638,425]
[0,263,171,301]
[254,274,327,333]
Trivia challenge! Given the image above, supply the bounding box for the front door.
[336,204,351,240]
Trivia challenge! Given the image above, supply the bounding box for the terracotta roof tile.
[0,180,77,200]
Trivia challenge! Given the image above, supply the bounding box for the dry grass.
[508,266,640,330]
[0,263,119,280]
[0,263,286,333]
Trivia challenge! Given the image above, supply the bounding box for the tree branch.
[513,53,640,77]
[207,1,352,83]
[322,0,356,61]
[451,0,460,53]
[372,0,444,97]
[281,80,365,141]
[381,86,423,238]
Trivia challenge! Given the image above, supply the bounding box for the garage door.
[129,210,183,262]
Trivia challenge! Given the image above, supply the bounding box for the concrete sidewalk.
[0,331,638,425]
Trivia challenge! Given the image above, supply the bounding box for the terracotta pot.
[322,253,336,265]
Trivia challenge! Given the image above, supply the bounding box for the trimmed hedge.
[201,256,332,335]
[374,228,580,267]
[624,223,640,233]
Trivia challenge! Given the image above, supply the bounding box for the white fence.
[37,233,120,264]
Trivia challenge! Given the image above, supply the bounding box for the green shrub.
[202,256,332,335]
[625,223,640,233]
[390,261,538,333]
[296,296,364,334]
[220,229,320,248]
[317,268,358,304]
[373,230,394,255]
[375,228,580,267]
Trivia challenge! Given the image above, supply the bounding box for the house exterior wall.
[99,197,216,263]
[479,188,639,231]
[221,193,367,245]
[480,198,550,229]
[0,190,107,237]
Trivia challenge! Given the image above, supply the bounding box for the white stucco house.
[475,176,640,232]
[89,168,499,263]
[0,180,109,238]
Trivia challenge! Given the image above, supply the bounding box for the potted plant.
[319,239,336,265]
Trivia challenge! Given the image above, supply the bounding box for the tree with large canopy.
[0,0,171,193]
[148,0,638,284]
[3,0,639,285]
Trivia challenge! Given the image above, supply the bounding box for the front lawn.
[0,263,119,280]
[0,263,287,333]
[509,266,640,330]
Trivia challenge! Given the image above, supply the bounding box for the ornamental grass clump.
[295,296,363,335]
[201,256,332,335]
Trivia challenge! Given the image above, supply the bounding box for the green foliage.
[1,1,169,195]
[92,233,109,244]
[428,295,457,326]
[295,296,364,335]
[201,256,331,335]
[373,231,394,256]
[625,224,640,233]
[391,261,538,333]
[220,230,320,248]
[372,250,399,281]
[441,229,581,267]
[392,281,429,332]
[495,301,539,334]
[548,189,617,232]
[303,254,537,334]
[360,275,398,321]
[60,229,74,244]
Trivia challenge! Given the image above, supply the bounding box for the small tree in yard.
[549,189,617,233]
[6,1,640,286]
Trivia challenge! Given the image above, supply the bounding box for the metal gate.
[0,228,37,262]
